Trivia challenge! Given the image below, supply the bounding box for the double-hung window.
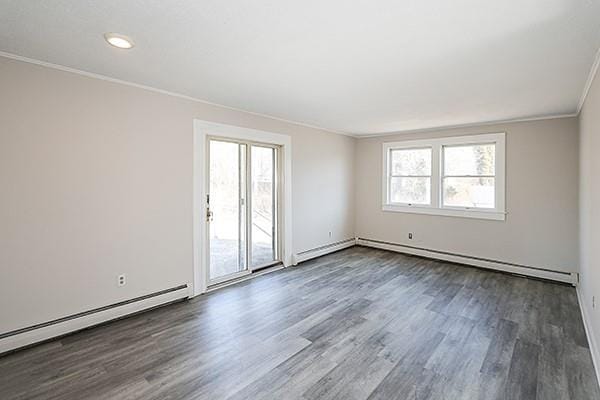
[388,147,432,206]
[383,133,505,220]
[442,143,496,209]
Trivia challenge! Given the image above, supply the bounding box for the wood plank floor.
[1,246,599,399]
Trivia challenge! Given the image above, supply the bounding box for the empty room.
[1,1,600,399]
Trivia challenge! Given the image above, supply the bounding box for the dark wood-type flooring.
[1,246,599,399]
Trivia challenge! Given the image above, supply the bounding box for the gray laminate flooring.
[1,246,598,400]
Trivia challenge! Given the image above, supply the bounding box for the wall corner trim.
[294,238,357,264]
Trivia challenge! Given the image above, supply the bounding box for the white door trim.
[192,120,292,296]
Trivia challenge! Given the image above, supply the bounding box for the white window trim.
[382,133,506,221]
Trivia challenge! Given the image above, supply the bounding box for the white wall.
[579,64,600,362]
[0,56,355,334]
[355,117,580,273]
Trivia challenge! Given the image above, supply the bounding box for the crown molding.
[577,45,600,114]
[355,112,578,139]
[0,50,591,139]
[0,51,357,138]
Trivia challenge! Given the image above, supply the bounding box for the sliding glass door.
[208,140,247,281]
[251,146,277,267]
[207,138,279,285]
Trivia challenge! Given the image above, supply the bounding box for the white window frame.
[382,132,506,221]
[386,146,434,207]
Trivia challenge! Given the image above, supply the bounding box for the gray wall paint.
[0,57,355,333]
[580,67,600,357]
[355,118,579,273]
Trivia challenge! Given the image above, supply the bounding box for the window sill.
[382,204,506,221]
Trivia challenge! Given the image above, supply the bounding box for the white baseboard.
[293,238,357,265]
[577,287,600,389]
[0,285,190,355]
[357,238,576,285]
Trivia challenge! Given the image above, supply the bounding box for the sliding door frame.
[206,136,282,286]
[247,141,281,271]
[193,120,292,296]
[205,137,249,286]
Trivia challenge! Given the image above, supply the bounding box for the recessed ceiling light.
[104,33,135,49]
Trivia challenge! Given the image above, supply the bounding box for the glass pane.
[390,177,431,205]
[391,148,431,176]
[209,140,246,280]
[443,177,495,208]
[251,146,276,267]
[444,144,495,176]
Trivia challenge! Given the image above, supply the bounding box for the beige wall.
[580,67,600,355]
[355,117,579,273]
[0,53,587,340]
[0,56,355,333]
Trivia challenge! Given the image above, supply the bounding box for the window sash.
[441,142,496,178]
[388,176,431,205]
[386,147,433,206]
[440,142,497,210]
[441,176,496,209]
[389,147,432,177]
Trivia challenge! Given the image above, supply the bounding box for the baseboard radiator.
[357,238,577,285]
[0,284,190,355]
[293,238,357,265]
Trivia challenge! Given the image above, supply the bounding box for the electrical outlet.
[117,274,126,287]
[593,296,596,309]
[328,231,332,238]
[408,233,413,240]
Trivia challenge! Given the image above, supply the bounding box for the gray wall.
[580,66,600,358]
[0,56,356,333]
[355,117,579,273]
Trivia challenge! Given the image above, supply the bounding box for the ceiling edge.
[0,51,358,138]
[0,50,589,139]
[355,113,579,139]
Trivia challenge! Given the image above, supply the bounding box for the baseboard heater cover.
[293,238,357,265]
[357,238,576,285]
[0,284,190,355]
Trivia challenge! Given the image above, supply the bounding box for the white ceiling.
[1,1,599,136]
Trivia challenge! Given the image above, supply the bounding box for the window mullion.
[431,144,441,208]
[387,148,394,205]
